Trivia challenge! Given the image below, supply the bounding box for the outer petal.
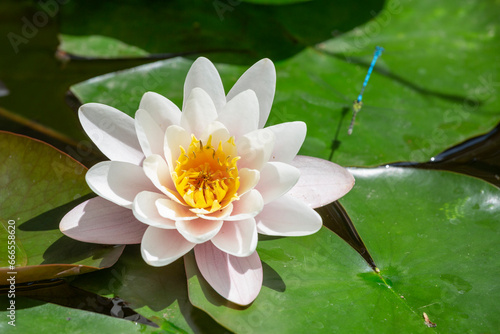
[288,155,355,208]
[176,219,224,244]
[211,218,258,257]
[135,109,165,157]
[139,91,181,130]
[194,242,263,306]
[225,190,264,221]
[266,121,306,164]
[79,103,144,165]
[255,162,300,204]
[86,161,157,209]
[141,226,195,266]
[236,128,275,170]
[132,191,176,229]
[255,194,322,236]
[183,57,226,112]
[60,197,147,244]
[180,87,218,139]
[227,58,276,128]
[216,90,259,138]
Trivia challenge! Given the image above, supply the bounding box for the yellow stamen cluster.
[173,135,240,213]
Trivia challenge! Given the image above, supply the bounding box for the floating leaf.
[71,246,231,334]
[0,296,156,333]
[186,168,500,333]
[59,34,149,59]
[0,132,124,283]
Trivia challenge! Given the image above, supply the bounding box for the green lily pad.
[185,168,500,333]
[71,245,232,334]
[59,34,149,58]
[59,0,382,63]
[0,296,156,334]
[268,0,500,165]
[0,131,124,283]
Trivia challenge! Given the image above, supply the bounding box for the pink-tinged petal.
[164,125,191,172]
[225,190,264,221]
[141,226,195,266]
[256,162,300,204]
[79,103,144,165]
[212,218,258,257]
[183,57,226,112]
[236,128,275,170]
[227,58,276,128]
[267,121,306,164]
[86,161,157,209]
[217,90,259,138]
[176,219,224,244]
[60,197,146,244]
[132,191,176,229]
[255,194,322,236]
[135,109,165,157]
[181,88,218,138]
[139,91,181,130]
[156,198,197,221]
[198,203,233,220]
[238,168,260,197]
[288,155,355,208]
[194,242,263,306]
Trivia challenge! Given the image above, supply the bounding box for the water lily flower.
[60,57,354,306]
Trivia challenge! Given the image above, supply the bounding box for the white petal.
[60,197,146,244]
[139,91,181,131]
[217,90,259,138]
[79,103,144,165]
[156,198,197,221]
[164,125,191,172]
[141,226,195,266]
[236,128,275,170]
[181,88,218,138]
[255,162,300,204]
[267,121,306,164]
[194,242,263,306]
[288,155,355,208]
[86,161,157,208]
[238,168,260,197]
[227,58,276,128]
[212,218,257,257]
[142,154,180,201]
[183,57,226,111]
[132,191,176,229]
[255,194,322,236]
[135,109,165,157]
[176,219,223,244]
[226,190,263,221]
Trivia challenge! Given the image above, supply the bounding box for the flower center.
[173,135,240,213]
